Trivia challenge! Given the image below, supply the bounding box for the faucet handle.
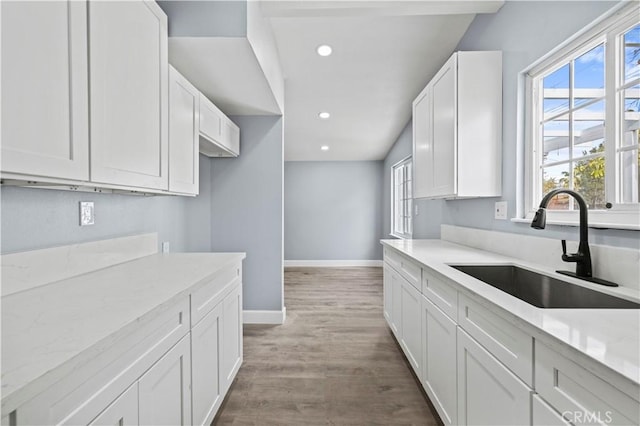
[561,239,567,255]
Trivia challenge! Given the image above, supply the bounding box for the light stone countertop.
[381,239,640,387]
[1,252,245,413]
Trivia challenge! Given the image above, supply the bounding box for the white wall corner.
[283,260,383,267]
[243,307,286,325]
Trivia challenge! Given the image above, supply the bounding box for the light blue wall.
[285,161,384,261]
[210,116,283,312]
[0,155,213,254]
[383,0,638,248]
[158,1,247,37]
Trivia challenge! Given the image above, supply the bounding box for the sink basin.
[450,265,640,309]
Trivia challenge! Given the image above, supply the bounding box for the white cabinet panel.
[457,328,531,426]
[458,293,533,386]
[198,94,240,158]
[430,55,457,198]
[1,0,89,181]
[191,304,223,426]
[400,278,422,377]
[412,51,502,199]
[221,284,243,392]
[536,341,639,426]
[88,384,138,426]
[89,0,168,190]
[139,335,191,426]
[168,66,199,195]
[413,87,432,199]
[383,266,393,324]
[422,267,457,320]
[533,394,572,426]
[422,295,457,426]
[390,268,403,339]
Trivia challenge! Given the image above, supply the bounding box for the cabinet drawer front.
[191,263,242,327]
[533,394,572,426]
[458,293,533,385]
[535,342,639,426]
[384,248,421,291]
[400,278,423,377]
[457,328,531,426]
[422,268,457,320]
[88,383,138,426]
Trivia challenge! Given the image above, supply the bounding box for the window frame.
[521,2,640,230]
[391,156,413,239]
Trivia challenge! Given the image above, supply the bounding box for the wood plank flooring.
[214,267,440,425]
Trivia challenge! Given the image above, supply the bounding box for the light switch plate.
[494,201,508,220]
[162,242,170,253]
[80,202,95,226]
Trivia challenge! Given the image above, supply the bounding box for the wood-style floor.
[214,267,440,425]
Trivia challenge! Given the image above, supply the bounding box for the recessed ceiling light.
[321,145,330,151]
[318,112,330,119]
[316,45,332,57]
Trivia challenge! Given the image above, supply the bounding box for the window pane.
[624,24,640,84]
[543,64,570,115]
[623,86,640,149]
[542,163,570,210]
[620,149,639,204]
[543,116,569,163]
[574,44,605,89]
[573,155,606,209]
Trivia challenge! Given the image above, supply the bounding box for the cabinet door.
[221,284,243,392]
[1,0,89,181]
[390,268,403,339]
[400,279,422,377]
[139,335,191,426]
[413,86,433,199]
[430,54,457,197]
[383,266,393,325]
[191,303,223,426]
[532,394,572,426]
[422,295,457,426]
[89,0,168,190]
[168,66,199,195]
[88,384,139,426]
[457,328,531,426]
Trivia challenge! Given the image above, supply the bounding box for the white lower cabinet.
[390,267,403,338]
[421,295,457,426]
[139,334,192,426]
[191,304,223,426]
[400,279,423,377]
[533,394,572,426]
[457,328,531,426]
[89,384,139,426]
[221,284,243,393]
[383,266,393,324]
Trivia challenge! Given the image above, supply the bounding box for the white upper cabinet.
[1,0,89,181]
[169,66,199,195]
[413,51,502,199]
[199,94,240,157]
[89,0,169,190]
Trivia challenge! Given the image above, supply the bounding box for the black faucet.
[531,188,618,287]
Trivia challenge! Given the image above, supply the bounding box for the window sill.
[511,217,640,231]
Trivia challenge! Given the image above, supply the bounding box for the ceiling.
[267,1,504,161]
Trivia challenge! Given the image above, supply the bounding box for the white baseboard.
[283,260,383,267]
[243,307,286,324]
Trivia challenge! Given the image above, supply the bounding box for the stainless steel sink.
[450,265,640,309]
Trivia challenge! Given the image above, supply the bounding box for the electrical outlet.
[162,242,170,253]
[80,202,95,226]
[494,201,508,220]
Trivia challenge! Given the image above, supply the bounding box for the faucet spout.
[531,189,592,278]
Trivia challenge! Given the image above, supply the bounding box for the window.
[391,157,412,238]
[524,3,639,228]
